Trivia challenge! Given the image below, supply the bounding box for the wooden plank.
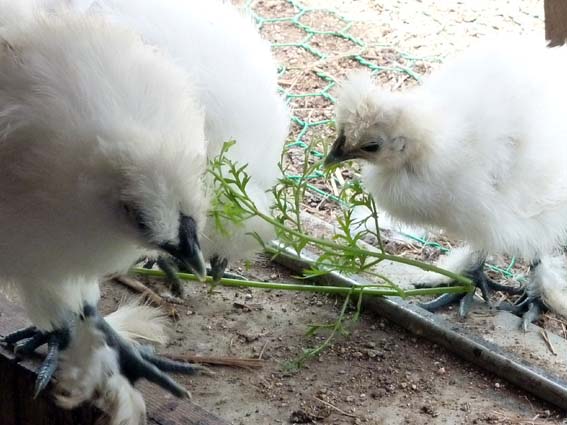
[545,0,567,46]
[146,395,231,425]
[0,299,99,425]
[0,295,230,425]
[0,349,100,425]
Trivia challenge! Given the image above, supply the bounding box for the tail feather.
[105,298,169,345]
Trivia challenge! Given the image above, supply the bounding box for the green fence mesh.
[243,0,522,282]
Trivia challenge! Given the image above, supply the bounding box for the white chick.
[61,0,289,294]
[0,4,209,421]
[325,36,567,327]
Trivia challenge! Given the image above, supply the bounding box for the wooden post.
[0,295,230,425]
[545,0,567,46]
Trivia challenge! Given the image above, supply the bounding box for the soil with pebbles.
[101,255,563,425]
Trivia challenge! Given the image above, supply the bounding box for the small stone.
[244,293,253,300]
[494,382,500,389]
[345,395,355,403]
[420,405,438,417]
[289,409,314,424]
[364,341,376,349]
[438,367,446,375]
[366,349,380,358]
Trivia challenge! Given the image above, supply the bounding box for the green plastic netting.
[243,0,521,282]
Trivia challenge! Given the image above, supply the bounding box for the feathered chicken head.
[325,72,431,170]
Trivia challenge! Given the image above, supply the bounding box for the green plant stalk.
[130,267,470,297]
[209,168,474,290]
[299,289,353,364]
[369,196,385,253]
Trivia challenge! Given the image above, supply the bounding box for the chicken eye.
[361,142,380,153]
[122,203,149,233]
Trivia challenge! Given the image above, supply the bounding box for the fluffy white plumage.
[67,0,289,270]
[0,3,206,328]
[329,36,567,317]
[0,2,208,420]
[55,302,164,425]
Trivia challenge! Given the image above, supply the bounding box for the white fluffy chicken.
[66,0,289,294]
[325,37,567,328]
[0,2,209,421]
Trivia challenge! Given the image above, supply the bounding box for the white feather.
[413,246,479,287]
[0,4,207,329]
[0,2,209,421]
[55,300,169,425]
[105,299,169,345]
[528,255,567,317]
[62,0,290,263]
[336,37,567,261]
[336,35,567,310]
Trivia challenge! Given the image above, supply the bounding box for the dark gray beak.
[324,131,351,168]
[160,215,207,282]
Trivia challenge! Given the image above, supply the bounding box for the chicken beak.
[160,215,207,282]
[181,246,207,282]
[324,132,349,168]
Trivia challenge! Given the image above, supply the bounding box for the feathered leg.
[498,256,567,331]
[82,304,207,398]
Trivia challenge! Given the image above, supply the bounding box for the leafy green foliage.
[205,140,473,366]
[208,141,474,292]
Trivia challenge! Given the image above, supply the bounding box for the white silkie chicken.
[325,37,567,328]
[0,3,209,422]
[64,0,290,294]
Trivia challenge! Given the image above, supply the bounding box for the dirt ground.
[100,1,566,424]
[101,257,565,425]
